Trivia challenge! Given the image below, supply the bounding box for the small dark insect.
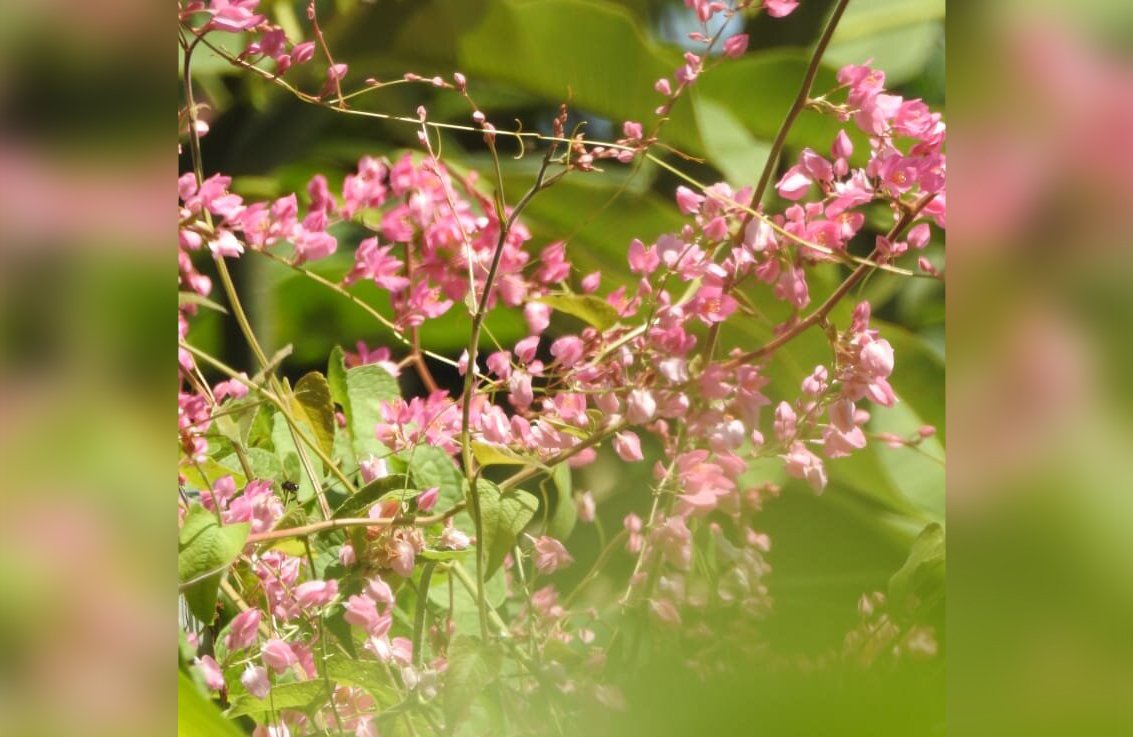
[281,480,299,493]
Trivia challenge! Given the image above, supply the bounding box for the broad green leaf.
[326,657,398,702]
[697,49,842,153]
[693,97,772,191]
[345,364,401,459]
[178,670,245,737]
[453,0,702,154]
[181,459,245,493]
[870,400,945,524]
[178,505,249,624]
[270,411,315,503]
[543,463,577,541]
[291,371,337,459]
[536,293,620,330]
[405,445,465,510]
[444,635,503,727]
[226,680,332,718]
[826,0,945,85]
[327,345,349,411]
[476,480,538,578]
[470,440,545,468]
[334,474,415,519]
[888,522,945,610]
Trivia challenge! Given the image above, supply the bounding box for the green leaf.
[452,0,702,155]
[179,291,229,315]
[888,522,945,610]
[181,459,245,492]
[334,474,415,519]
[178,505,249,624]
[345,364,401,459]
[327,345,349,411]
[291,372,337,460]
[226,680,332,718]
[477,480,538,578]
[444,635,503,727]
[271,411,315,503]
[406,445,465,510]
[178,670,245,737]
[536,293,620,331]
[693,97,772,191]
[542,463,577,541]
[470,440,545,468]
[826,0,945,86]
[326,657,398,702]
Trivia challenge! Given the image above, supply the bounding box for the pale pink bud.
[674,185,704,215]
[515,335,540,363]
[860,339,895,377]
[654,78,672,96]
[194,655,225,691]
[833,129,854,160]
[339,543,357,567]
[389,539,416,577]
[622,120,644,139]
[224,608,261,651]
[613,431,644,462]
[774,401,797,442]
[508,371,534,408]
[294,579,338,610]
[524,301,551,333]
[577,491,596,523]
[533,536,574,574]
[241,664,271,699]
[292,41,316,65]
[208,229,245,258]
[783,442,827,493]
[366,576,395,607]
[359,455,389,484]
[453,72,467,91]
[775,166,812,200]
[649,599,682,628]
[580,272,601,293]
[417,486,439,512]
[439,526,470,550]
[550,335,585,368]
[907,222,932,250]
[626,388,657,425]
[261,638,298,673]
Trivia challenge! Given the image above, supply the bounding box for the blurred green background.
[181,1,945,734]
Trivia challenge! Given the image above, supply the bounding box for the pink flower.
[208,229,245,258]
[654,77,673,96]
[783,442,827,492]
[194,655,225,691]
[366,576,395,608]
[291,41,316,65]
[833,129,854,160]
[241,664,270,699]
[550,336,585,368]
[224,608,262,651]
[613,431,644,462]
[626,388,657,425]
[343,595,391,637]
[417,486,439,512]
[533,536,574,574]
[388,538,416,577]
[775,166,812,200]
[674,185,704,215]
[580,271,601,293]
[723,34,749,59]
[763,0,800,18]
[294,579,338,610]
[628,238,660,275]
[261,638,299,673]
[524,302,551,334]
[207,0,265,33]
